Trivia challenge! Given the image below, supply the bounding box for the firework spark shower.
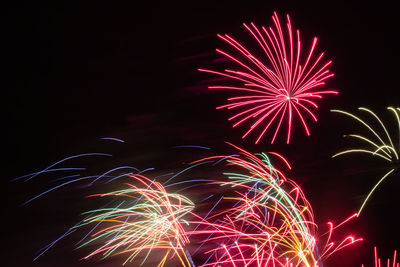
[332,107,400,215]
[12,143,362,266]
[75,174,195,266]
[4,2,399,266]
[200,12,337,144]
[189,144,361,266]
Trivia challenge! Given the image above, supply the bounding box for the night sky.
[4,1,399,266]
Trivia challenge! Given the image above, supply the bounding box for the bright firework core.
[200,12,337,144]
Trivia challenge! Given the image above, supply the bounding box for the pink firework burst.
[200,12,337,144]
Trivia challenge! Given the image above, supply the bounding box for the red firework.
[362,247,399,267]
[200,12,337,144]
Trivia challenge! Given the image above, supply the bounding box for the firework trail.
[75,174,195,266]
[14,142,361,266]
[200,12,337,144]
[11,140,200,266]
[189,144,361,266]
[332,107,400,215]
[362,247,399,267]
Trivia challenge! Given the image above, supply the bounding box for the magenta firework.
[200,12,337,144]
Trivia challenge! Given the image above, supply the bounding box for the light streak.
[332,107,400,215]
[362,247,399,267]
[200,12,337,144]
[76,174,195,266]
[189,144,361,266]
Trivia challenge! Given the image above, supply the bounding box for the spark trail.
[200,12,337,144]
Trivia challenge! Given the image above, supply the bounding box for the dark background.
[3,1,399,266]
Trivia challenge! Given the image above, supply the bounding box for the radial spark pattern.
[200,12,337,144]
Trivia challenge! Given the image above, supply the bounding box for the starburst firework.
[200,12,337,144]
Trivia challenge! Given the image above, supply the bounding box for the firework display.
[73,174,194,266]
[15,143,364,266]
[189,145,361,266]
[9,8,398,267]
[200,12,337,144]
[332,107,400,215]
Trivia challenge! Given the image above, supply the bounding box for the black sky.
[3,1,400,266]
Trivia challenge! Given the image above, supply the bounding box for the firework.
[75,174,195,266]
[362,247,399,267]
[200,12,337,144]
[332,107,400,215]
[16,143,362,266]
[13,146,196,266]
[190,144,361,266]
